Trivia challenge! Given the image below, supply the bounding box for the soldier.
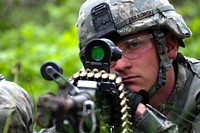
[0,74,34,133]
[77,0,200,132]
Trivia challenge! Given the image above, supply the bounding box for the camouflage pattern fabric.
[38,127,56,133]
[0,75,34,133]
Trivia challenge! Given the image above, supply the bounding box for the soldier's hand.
[36,92,68,128]
[125,88,149,121]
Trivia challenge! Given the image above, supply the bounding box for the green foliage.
[0,0,85,131]
[0,0,84,102]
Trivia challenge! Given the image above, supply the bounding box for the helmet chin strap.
[148,62,167,97]
[148,30,173,97]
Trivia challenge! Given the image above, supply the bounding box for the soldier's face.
[110,32,159,92]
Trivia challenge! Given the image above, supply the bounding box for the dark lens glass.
[91,46,105,61]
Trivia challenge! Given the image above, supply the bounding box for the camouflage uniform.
[0,74,34,133]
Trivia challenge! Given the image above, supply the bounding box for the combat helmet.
[77,0,191,50]
[77,0,192,96]
[0,79,34,133]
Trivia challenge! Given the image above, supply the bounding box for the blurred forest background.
[0,0,200,130]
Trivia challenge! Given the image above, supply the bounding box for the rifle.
[37,38,133,133]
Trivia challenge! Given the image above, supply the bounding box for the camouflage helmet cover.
[0,79,34,133]
[77,0,192,52]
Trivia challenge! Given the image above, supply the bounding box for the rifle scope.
[84,38,122,72]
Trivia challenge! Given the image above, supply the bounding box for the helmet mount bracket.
[91,3,121,41]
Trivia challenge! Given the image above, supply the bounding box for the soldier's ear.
[165,32,178,59]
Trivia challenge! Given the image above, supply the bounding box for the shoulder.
[182,57,200,98]
[185,57,200,78]
[0,76,32,103]
[0,74,34,110]
[185,57,200,65]
[0,74,34,132]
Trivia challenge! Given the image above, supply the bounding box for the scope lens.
[91,46,104,61]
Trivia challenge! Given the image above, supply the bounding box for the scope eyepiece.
[84,38,122,72]
[91,46,105,61]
